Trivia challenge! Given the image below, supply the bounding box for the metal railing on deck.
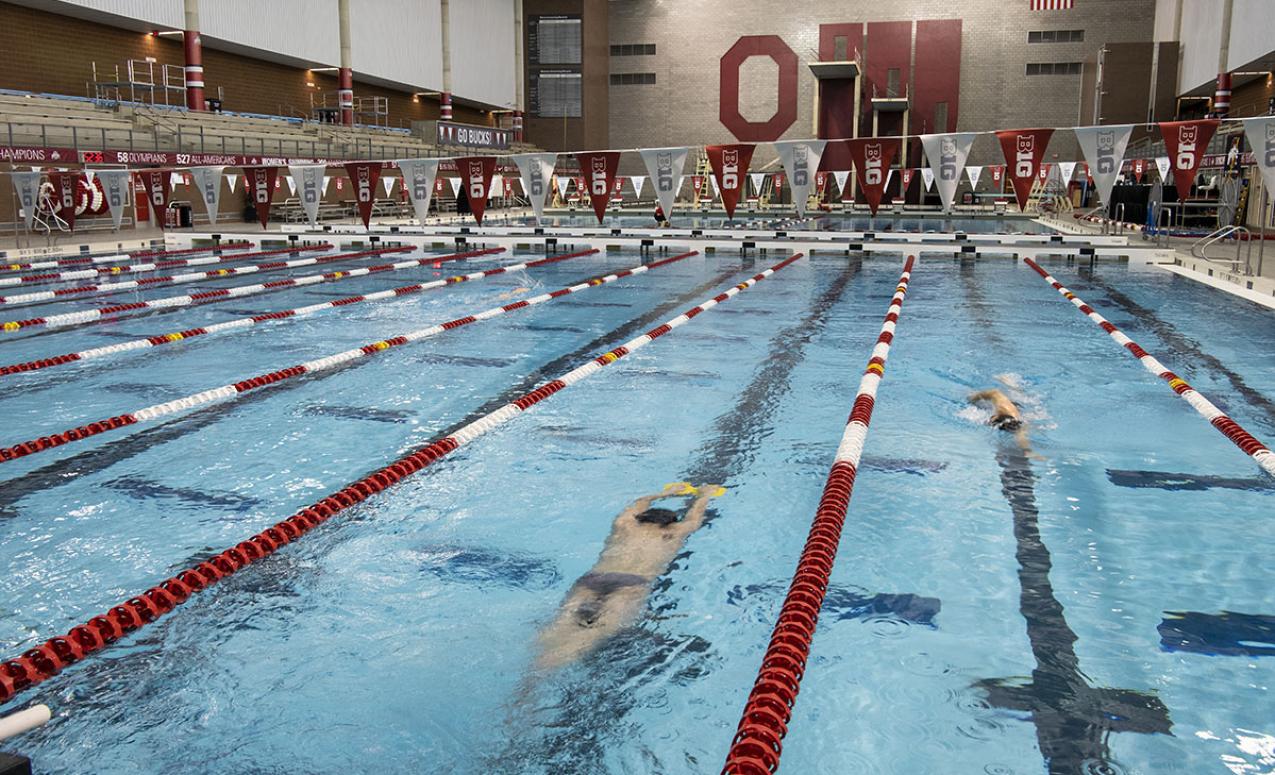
[1191,224,1253,274]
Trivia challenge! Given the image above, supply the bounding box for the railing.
[1191,224,1253,274]
[1155,203,1176,247]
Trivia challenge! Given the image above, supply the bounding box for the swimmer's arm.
[608,493,664,533]
[671,486,720,538]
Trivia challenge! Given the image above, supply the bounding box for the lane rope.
[0,243,333,289]
[0,242,254,274]
[0,249,692,460]
[0,248,600,378]
[1024,257,1275,477]
[0,251,803,706]
[0,242,411,307]
[721,255,916,775]
[0,245,495,334]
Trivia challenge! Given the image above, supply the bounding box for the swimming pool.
[1,245,1273,774]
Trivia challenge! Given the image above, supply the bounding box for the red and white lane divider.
[0,248,605,377]
[1024,258,1274,476]
[0,252,802,705]
[0,246,497,333]
[0,242,409,307]
[0,249,691,459]
[0,243,333,289]
[0,242,254,273]
[722,255,916,775]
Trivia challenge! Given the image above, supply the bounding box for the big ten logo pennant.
[657,152,674,191]
[864,143,884,186]
[527,165,544,198]
[1175,124,1198,170]
[357,165,372,202]
[1096,130,1117,174]
[468,160,486,199]
[790,146,809,187]
[939,137,958,181]
[254,173,270,204]
[720,149,740,190]
[1015,135,1035,179]
[590,156,608,196]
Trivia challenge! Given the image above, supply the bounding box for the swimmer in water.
[969,387,1033,452]
[533,482,723,671]
[497,286,530,300]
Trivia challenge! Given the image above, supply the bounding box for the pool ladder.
[1191,224,1255,275]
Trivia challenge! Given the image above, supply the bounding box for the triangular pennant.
[457,156,497,224]
[639,147,689,221]
[511,152,557,224]
[448,177,461,198]
[832,170,850,198]
[1058,161,1077,183]
[708,175,721,200]
[900,168,914,193]
[169,171,183,191]
[322,175,331,196]
[243,166,278,228]
[988,165,1005,189]
[11,171,43,232]
[190,166,225,225]
[1132,158,1147,184]
[488,174,504,201]
[771,140,825,217]
[706,143,757,219]
[1241,116,1275,197]
[382,175,395,197]
[343,162,382,228]
[815,171,828,197]
[138,169,172,228]
[573,151,620,223]
[1154,156,1171,183]
[772,172,784,193]
[919,132,978,212]
[921,168,935,191]
[83,169,96,184]
[749,173,765,196]
[285,175,297,196]
[95,169,131,230]
[995,128,1055,211]
[227,173,239,193]
[966,165,983,189]
[555,175,572,200]
[1037,163,1053,183]
[846,138,901,215]
[394,159,440,226]
[631,175,646,199]
[289,163,327,227]
[1159,119,1219,200]
[49,171,81,232]
[885,168,894,192]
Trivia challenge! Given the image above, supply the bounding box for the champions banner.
[706,143,756,219]
[49,171,81,232]
[919,132,977,212]
[1073,124,1131,206]
[639,147,689,219]
[995,128,1054,211]
[138,169,172,228]
[846,138,900,215]
[243,166,278,228]
[289,163,326,227]
[511,152,556,224]
[11,171,42,232]
[95,169,131,230]
[1160,119,1219,200]
[1241,116,1275,196]
[772,140,824,218]
[343,162,382,228]
[190,165,225,225]
[574,151,620,223]
[457,156,497,224]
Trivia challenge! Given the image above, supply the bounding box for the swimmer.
[497,286,530,301]
[533,482,723,671]
[969,387,1034,454]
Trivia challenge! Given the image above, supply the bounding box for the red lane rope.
[0,248,601,377]
[721,255,916,775]
[0,249,688,461]
[0,242,254,273]
[1024,257,1275,476]
[0,243,332,289]
[0,252,802,707]
[0,245,497,334]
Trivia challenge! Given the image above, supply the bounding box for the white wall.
[1226,0,1275,72]
[1177,0,1223,92]
[446,0,518,108]
[1152,0,1179,41]
[350,0,444,92]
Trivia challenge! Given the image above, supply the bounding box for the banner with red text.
[706,143,756,219]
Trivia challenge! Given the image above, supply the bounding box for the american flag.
[1030,0,1074,8]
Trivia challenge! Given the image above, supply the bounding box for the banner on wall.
[639,147,689,219]
[846,138,900,215]
[95,169,131,230]
[574,151,620,223]
[706,143,756,219]
[511,152,556,224]
[49,171,80,232]
[631,175,646,199]
[138,169,172,228]
[771,140,824,218]
[289,163,326,227]
[773,172,784,193]
[1074,124,1132,206]
[344,162,382,229]
[433,175,447,197]
[966,165,982,189]
[1159,119,1219,200]
[995,128,1054,211]
[1241,116,1275,195]
[11,171,42,231]
[457,156,497,224]
[1058,161,1076,183]
[573,175,585,200]
[1155,156,1171,183]
[190,165,225,225]
[243,166,278,228]
[919,132,977,212]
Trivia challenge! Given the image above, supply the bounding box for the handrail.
[1156,204,1176,247]
[1191,225,1251,273]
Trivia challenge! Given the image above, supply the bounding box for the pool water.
[486,212,1058,234]
[1,246,1273,774]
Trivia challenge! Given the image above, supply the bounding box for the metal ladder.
[1190,224,1253,274]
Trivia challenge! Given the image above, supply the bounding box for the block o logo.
[719,35,798,142]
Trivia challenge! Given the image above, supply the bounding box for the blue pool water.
[1,245,1273,774]
[487,212,1058,234]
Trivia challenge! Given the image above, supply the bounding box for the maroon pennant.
[1159,119,1220,200]
[1037,163,1053,183]
[995,128,1054,211]
[343,162,383,228]
[49,171,82,232]
[243,166,278,228]
[1131,158,1146,184]
[138,169,172,229]
[846,138,902,215]
[988,165,1005,190]
[705,143,755,219]
[457,156,497,225]
[573,151,620,223]
[900,168,915,194]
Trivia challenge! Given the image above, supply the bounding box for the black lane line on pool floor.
[1077,266,1275,431]
[0,266,741,516]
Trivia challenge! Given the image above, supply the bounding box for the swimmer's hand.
[497,287,531,300]
[663,482,727,498]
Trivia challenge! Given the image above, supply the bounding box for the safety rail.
[1191,225,1253,274]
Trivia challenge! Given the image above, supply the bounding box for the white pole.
[0,705,51,743]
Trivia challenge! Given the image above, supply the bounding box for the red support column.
[513,110,523,142]
[441,92,453,121]
[1214,72,1232,117]
[338,68,354,126]
[183,30,205,111]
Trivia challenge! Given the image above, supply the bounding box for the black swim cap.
[635,507,681,526]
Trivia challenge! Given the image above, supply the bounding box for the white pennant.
[511,152,557,224]
[708,175,720,199]
[322,175,331,196]
[284,174,297,196]
[382,176,396,197]
[749,173,765,196]
[226,173,238,193]
[1058,161,1077,183]
[94,169,131,230]
[639,147,690,219]
[1241,116,1275,196]
[630,175,646,199]
[1155,156,1171,182]
[448,177,462,198]
[288,163,327,227]
[921,168,935,191]
[83,169,96,185]
[919,132,977,212]
[11,171,43,232]
[966,165,983,189]
[555,175,573,199]
[1073,124,1133,206]
[190,166,225,225]
[772,139,828,217]
[886,168,895,190]
[395,158,441,226]
[169,171,183,190]
[489,174,503,201]
[832,170,850,195]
